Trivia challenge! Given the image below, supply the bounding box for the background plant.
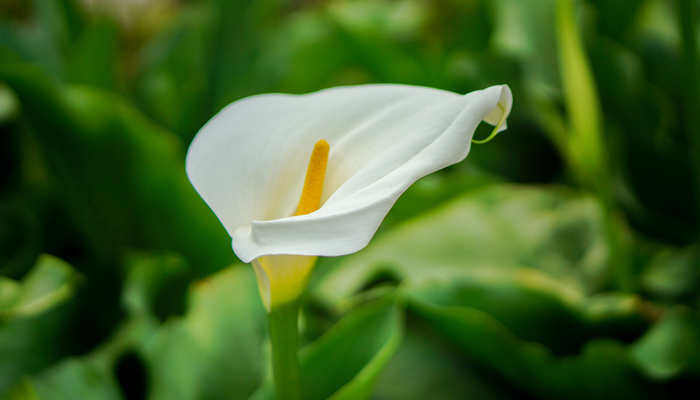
[0,0,698,399]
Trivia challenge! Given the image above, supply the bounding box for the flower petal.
[186,84,512,262]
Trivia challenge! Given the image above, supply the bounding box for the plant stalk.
[268,300,302,400]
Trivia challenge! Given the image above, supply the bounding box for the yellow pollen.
[294,139,329,216]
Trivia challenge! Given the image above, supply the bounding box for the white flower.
[186,84,512,309]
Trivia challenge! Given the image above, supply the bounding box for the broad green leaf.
[0,255,82,395]
[4,257,264,400]
[141,266,266,400]
[0,62,232,274]
[316,185,611,309]
[253,295,403,400]
[308,169,495,290]
[631,308,700,379]
[315,297,402,400]
[407,272,651,354]
[0,255,81,319]
[377,168,496,233]
[2,313,155,400]
[315,185,657,353]
[4,358,122,400]
[372,320,521,400]
[408,299,665,400]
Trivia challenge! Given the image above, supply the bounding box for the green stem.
[268,301,302,400]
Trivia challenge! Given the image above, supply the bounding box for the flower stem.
[268,300,302,400]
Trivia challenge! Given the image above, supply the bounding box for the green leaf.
[0,62,232,274]
[315,184,658,354]
[377,168,496,233]
[407,272,651,354]
[4,257,265,400]
[0,255,81,319]
[372,320,521,400]
[253,295,403,400]
[4,358,122,400]
[314,298,402,400]
[631,308,700,379]
[408,299,663,400]
[0,255,82,395]
[141,266,266,400]
[316,185,611,309]
[2,311,152,400]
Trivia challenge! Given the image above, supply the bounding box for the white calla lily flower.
[186,84,512,309]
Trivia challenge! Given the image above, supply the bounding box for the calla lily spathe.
[186,84,512,307]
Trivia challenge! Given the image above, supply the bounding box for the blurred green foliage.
[1,0,699,399]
